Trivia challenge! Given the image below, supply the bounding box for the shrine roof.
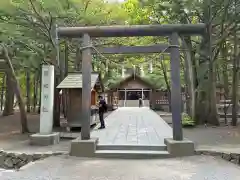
[56,72,101,89]
[108,73,157,90]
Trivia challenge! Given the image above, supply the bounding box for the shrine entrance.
[56,23,206,157]
[108,73,154,107]
[127,90,142,100]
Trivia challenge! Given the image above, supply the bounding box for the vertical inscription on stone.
[44,70,48,76]
[44,94,48,100]
[42,106,48,112]
[43,84,49,88]
[42,69,49,112]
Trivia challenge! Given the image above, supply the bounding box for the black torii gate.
[57,24,206,141]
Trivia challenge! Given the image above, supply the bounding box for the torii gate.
[57,24,206,157]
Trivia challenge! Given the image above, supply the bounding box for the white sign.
[39,65,55,134]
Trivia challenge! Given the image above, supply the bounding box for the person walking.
[98,96,107,129]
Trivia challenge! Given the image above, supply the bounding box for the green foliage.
[0,0,239,125]
[182,112,195,127]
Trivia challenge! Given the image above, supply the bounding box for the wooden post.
[81,34,92,140]
[169,33,183,141]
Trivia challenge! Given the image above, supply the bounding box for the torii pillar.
[70,34,98,157]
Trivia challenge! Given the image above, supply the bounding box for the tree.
[1,44,29,133]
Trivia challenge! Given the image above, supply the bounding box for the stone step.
[95,150,171,159]
[97,145,167,151]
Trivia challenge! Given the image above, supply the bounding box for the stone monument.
[30,65,60,146]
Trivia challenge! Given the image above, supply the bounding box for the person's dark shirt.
[99,99,106,112]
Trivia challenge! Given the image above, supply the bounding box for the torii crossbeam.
[58,24,206,37]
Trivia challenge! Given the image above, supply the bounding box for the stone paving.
[1,155,240,179]
[91,107,172,146]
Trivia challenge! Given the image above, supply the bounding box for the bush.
[182,113,195,127]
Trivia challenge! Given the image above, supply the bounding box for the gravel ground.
[1,155,240,180]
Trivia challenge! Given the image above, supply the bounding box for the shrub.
[182,113,195,127]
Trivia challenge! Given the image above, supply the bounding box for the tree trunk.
[208,56,219,125]
[196,33,211,124]
[75,46,81,71]
[26,69,31,113]
[2,72,14,116]
[231,27,239,126]
[1,45,29,133]
[220,42,230,124]
[53,74,60,127]
[63,42,69,118]
[196,0,219,125]
[160,56,171,111]
[207,16,218,125]
[181,37,196,120]
[181,56,189,113]
[231,53,239,126]
[33,69,39,113]
[38,68,42,114]
[0,74,6,112]
[221,42,229,98]
[59,45,65,117]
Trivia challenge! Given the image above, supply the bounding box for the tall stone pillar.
[30,65,60,146]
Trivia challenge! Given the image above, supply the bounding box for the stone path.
[91,107,172,146]
[1,155,240,179]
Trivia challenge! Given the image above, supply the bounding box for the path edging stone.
[0,150,66,170]
[195,150,240,165]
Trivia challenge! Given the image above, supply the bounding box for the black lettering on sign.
[42,107,48,112]
[43,84,49,88]
[44,70,48,76]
